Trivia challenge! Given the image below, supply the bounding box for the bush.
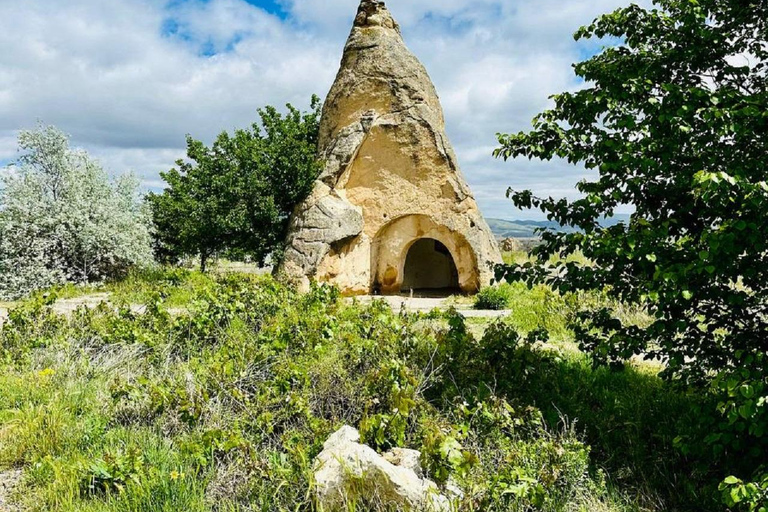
[0,125,153,300]
[0,275,620,512]
[474,285,512,310]
[495,1,768,506]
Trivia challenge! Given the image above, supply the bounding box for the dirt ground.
[351,295,511,318]
[50,293,112,316]
[0,469,22,512]
[0,292,509,326]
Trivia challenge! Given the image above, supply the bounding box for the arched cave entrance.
[400,238,460,293]
[371,214,480,295]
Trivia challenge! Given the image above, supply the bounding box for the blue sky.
[0,0,645,220]
[242,0,288,18]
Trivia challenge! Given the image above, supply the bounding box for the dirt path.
[352,295,511,318]
[51,293,112,316]
[0,469,22,512]
[49,293,509,319]
[1,294,143,325]
[0,293,507,324]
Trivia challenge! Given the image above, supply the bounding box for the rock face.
[279,0,501,295]
[313,426,450,511]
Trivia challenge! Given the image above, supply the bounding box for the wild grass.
[0,270,726,511]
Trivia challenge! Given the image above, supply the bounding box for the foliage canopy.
[0,125,153,299]
[495,0,768,507]
[148,97,323,271]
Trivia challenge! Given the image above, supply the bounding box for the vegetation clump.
[148,97,323,271]
[496,0,768,508]
[0,271,739,511]
[474,285,513,310]
[0,125,153,300]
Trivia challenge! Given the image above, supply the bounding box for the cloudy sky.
[0,0,642,220]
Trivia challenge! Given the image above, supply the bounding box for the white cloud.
[0,133,17,164]
[0,0,647,220]
[0,0,337,145]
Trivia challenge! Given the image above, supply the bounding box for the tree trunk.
[200,251,208,273]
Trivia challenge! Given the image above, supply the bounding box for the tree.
[148,97,323,272]
[495,0,767,507]
[0,125,154,299]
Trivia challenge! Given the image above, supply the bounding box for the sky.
[0,0,645,220]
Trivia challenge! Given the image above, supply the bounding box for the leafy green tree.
[149,97,323,272]
[0,125,153,299]
[495,0,767,507]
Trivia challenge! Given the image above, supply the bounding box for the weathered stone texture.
[313,426,450,511]
[279,0,501,294]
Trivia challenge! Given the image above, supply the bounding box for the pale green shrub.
[0,125,153,299]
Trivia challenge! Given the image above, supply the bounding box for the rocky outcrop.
[499,237,524,253]
[279,0,501,294]
[313,426,450,511]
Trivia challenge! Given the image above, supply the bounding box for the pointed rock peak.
[354,0,399,31]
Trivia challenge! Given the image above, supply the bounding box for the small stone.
[323,425,361,449]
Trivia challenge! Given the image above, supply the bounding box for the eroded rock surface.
[313,426,449,512]
[280,0,501,295]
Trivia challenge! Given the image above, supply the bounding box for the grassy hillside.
[0,270,727,511]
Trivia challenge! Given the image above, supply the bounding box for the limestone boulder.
[281,184,364,287]
[314,426,450,512]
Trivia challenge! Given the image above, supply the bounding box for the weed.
[0,272,736,511]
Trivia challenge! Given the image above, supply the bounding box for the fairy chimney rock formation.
[279,0,502,295]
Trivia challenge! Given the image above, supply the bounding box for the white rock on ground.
[314,426,450,511]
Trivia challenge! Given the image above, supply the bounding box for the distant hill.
[485,219,569,239]
[486,214,631,239]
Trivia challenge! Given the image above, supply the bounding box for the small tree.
[148,97,323,271]
[495,0,767,507]
[0,125,154,299]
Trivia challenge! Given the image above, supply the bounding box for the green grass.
[0,271,727,511]
[38,265,238,310]
[506,348,717,510]
[104,268,215,309]
[472,281,650,346]
[502,249,594,267]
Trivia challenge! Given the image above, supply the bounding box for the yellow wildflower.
[37,368,55,378]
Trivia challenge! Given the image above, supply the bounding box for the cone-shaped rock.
[279,0,501,294]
